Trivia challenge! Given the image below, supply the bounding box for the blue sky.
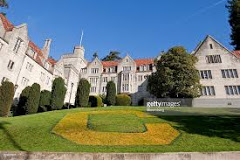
[2,0,231,60]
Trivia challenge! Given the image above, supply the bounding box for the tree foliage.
[227,0,240,50]
[93,52,98,59]
[0,0,8,8]
[25,83,41,114]
[0,81,14,117]
[50,77,67,110]
[106,81,116,106]
[147,46,201,98]
[16,86,31,115]
[102,51,122,61]
[75,78,91,107]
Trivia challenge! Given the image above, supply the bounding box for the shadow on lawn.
[0,121,31,160]
[158,115,240,142]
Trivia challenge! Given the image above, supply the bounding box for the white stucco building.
[1,14,240,107]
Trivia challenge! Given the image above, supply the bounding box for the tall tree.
[102,51,122,61]
[26,83,41,114]
[106,81,116,106]
[0,0,8,8]
[227,0,240,50]
[75,78,91,107]
[0,81,14,117]
[147,46,201,98]
[50,77,67,110]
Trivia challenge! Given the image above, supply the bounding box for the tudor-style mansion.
[0,14,240,107]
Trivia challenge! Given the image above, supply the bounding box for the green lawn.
[88,114,146,133]
[0,106,240,152]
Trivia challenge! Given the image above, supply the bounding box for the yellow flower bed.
[52,110,179,146]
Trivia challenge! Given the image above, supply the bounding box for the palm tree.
[0,0,8,8]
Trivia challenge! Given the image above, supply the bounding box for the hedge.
[89,95,102,107]
[106,81,116,106]
[26,83,41,114]
[0,81,14,117]
[116,94,131,106]
[50,77,67,110]
[39,90,51,112]
[16,86,31,115]
[75,78,91,107]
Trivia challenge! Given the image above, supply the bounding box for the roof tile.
[0,14,14,31]
[233,50,240,59]
[135,58,154,67]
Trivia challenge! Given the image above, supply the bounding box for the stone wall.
[0,151,239,160]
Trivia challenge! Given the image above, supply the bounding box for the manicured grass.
[53,110,179,146]
[88,114,146,133]
[0,107,240,152]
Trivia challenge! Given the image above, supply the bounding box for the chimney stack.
[73,45,85,58]
[42,39,52,59]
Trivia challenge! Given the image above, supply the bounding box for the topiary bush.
[39,90,51,112]
[75,78,91,107]
[106,81,116,106]
[116,94,131,106]
[89,95,103,107]
[50,77,67,110]
[26,83,41,114]
[0,81,14,117]
[16,86,31,115]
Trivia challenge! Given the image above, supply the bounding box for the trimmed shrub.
[75,78,91,107]
[89,95,102,107]
[16,86,31,115]
[0,81,14,117]
[106,81,116,106]
[39,90,51,112]
[26,83,41,114]
[50,77,67,110]
[116,94,131,106]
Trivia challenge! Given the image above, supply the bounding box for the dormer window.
[28,49,36,58]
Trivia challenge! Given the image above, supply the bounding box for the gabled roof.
[0,14,14,31]
[48,57,57,65]
[28,41,43,56]
[233,50,240,59]
[101,58,154,67]
[193,35,234,55]
[135,58,154,67]
[0,13,57,69]
[102,61,119,67]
